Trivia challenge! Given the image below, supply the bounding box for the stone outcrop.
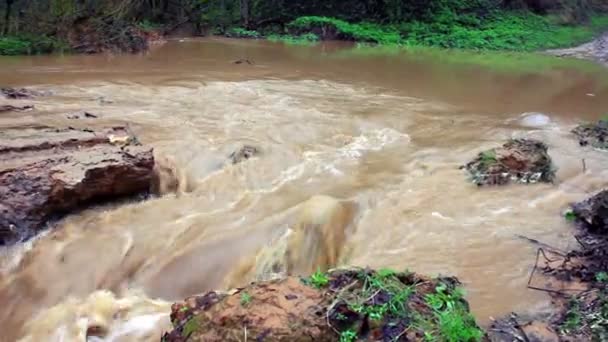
[0,125,154,245]
[462,138,555,186]
[162,268,483,342]
[572,119,608,149]
[571,189,608,234]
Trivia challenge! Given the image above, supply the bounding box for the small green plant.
[309,268,329,288]
[597,272,608,283]
[565,210,577,222]
[339,329,357,342]
[562,298,582,334]
[240,291,252,306]
[423,283,483,342]
[479,150,497,168]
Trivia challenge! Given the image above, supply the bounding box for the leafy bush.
[289,16,401,45]
[226,27,261,39]
[0,36,68,55]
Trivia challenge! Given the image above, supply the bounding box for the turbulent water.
[2,37,608,341]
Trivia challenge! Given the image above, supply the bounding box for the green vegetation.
[424,284,484,342]
[277,13,608,51]
[565,210,578,222]
[598,272,608,283]
[226,27,261,39]
[0,36,67,55]
[240,291,252,306]
[306,268,330,289]
[1,0,607,54]
[315,268,483,341]
[339,329,358,342]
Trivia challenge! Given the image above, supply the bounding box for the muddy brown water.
[2,37,608,341]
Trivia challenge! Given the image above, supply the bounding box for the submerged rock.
[0,104,34,112]
[572,119,608,149]
[1,87,42,99]
[0,126,154,245]
[462,139,555,186]
[519,112,551,128]
[571,189,608,234]
[228,145,259,164]
[162,268,483,342]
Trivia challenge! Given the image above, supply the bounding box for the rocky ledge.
[161,268,484,342]
[0,125,154,245]
[462,139,555,186]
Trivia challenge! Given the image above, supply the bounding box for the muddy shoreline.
[547,31,608,66]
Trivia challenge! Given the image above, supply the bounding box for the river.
[1,37,608,341]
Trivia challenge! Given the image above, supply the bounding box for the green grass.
[0,36,68,55]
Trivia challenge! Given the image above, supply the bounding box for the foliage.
[423,283,484,342]
[226,27,261,39]
[268,33,318,45]
[565,210,577,222]
[289,16,401,45]
[137,20,162,32]
[0,36,67,55]
[598,272,608,283]
[240,291,252,306]
[339,329,357,342]
[307,268,330,289]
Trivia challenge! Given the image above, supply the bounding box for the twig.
[582,158,587,173]
[515,235,567,254]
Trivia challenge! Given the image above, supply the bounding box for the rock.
[519,112,551,128]
[0,105,34,112]
[571,189,608,234]
[233,59,253,65]
[572,120,608,149]
[462,139,555,186]
[66,111,98,119]
[1,87,41,99]
[228,145,259,164]
[162,268,483,342]
[0,126,154,245]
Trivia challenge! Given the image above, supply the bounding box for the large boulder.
[462,139,555,186]
[161,268,484,342]
[0,125,154,245]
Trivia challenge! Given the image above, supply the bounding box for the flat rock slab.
[0,126,154,245]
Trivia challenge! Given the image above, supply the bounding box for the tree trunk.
[3,0,13,35]
[240,0,249,28]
